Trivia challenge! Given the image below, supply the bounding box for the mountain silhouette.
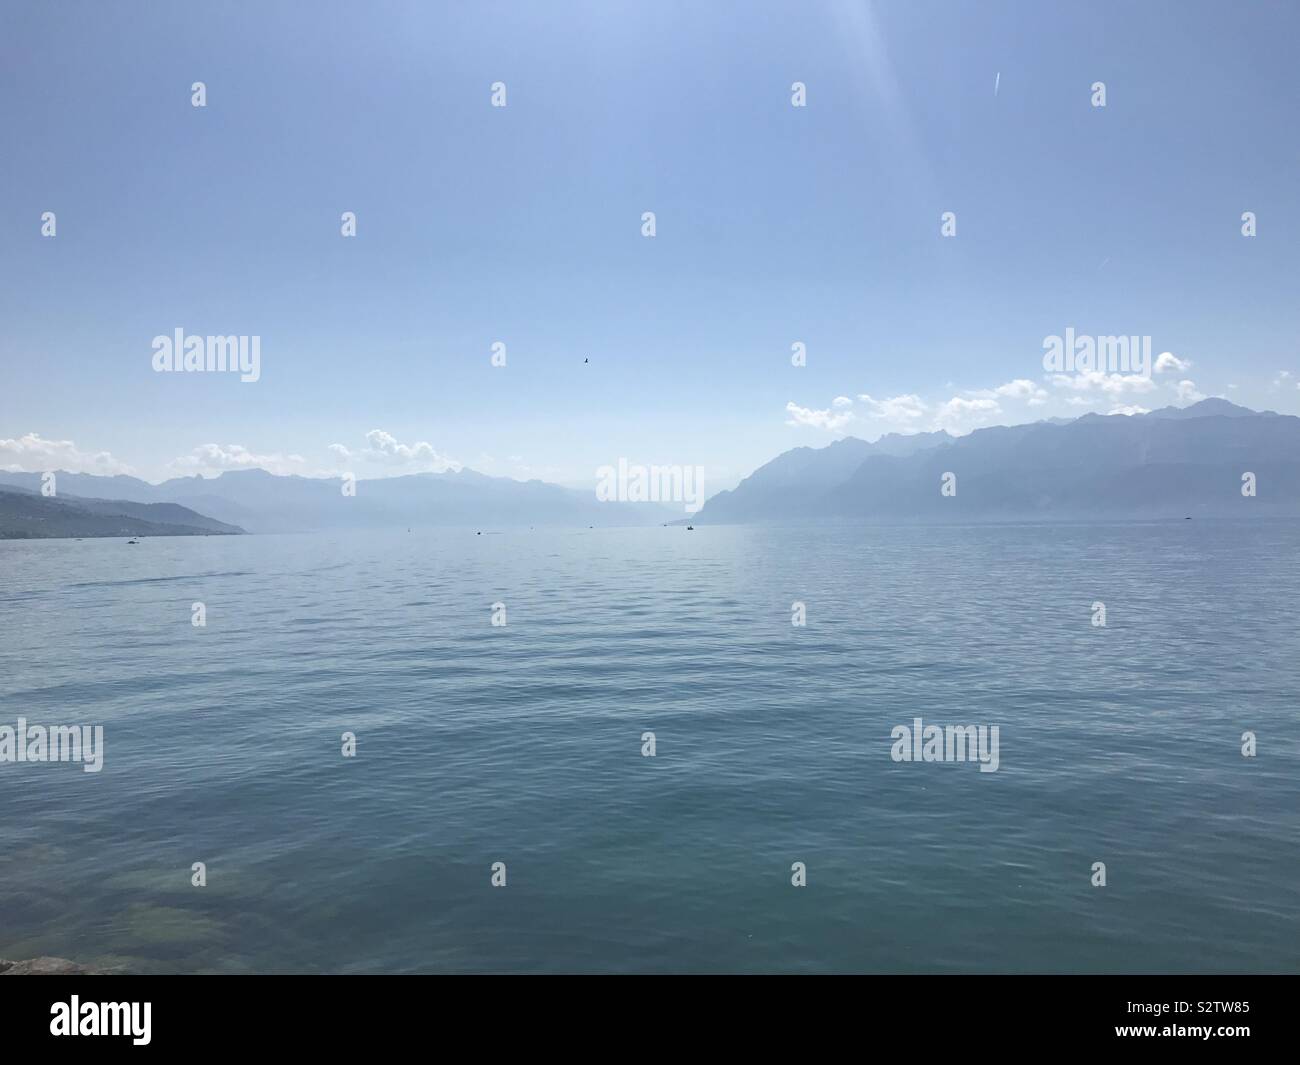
[695,400,1299,522]
[0,466,675,533]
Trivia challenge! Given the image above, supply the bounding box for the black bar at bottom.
[0,974,1286,1052]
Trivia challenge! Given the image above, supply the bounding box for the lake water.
[1,522,1297,973]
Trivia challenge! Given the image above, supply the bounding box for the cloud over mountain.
[328,430,462,473]
[0,432,133,476]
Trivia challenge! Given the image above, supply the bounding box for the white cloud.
[807,378,1057,439]
[0,432,133,475]
[965,379,1050,407]
[797,367,1182,441]
[1154,352,1190,373]
[916,380,1048,433]
[1174,379,1205,405]
[784,402,855,431]
[990,379,1042,399]
[329,429,462,473]
[169,444,307,476]
[932,396,1002,433]
[856,393,928,422]
[1049,371,1158,397]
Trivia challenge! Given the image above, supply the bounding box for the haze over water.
[2,521,1297,973]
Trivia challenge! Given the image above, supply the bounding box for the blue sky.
[2,0,1297,490]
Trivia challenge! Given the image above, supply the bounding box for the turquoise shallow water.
[1,521,1297,973]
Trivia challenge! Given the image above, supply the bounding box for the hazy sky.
[2,0,1297,488]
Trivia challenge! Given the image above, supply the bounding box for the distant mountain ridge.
[1144,397,1275,420]
[4,400,1295,535]
[695,400,1300,523]
[0,466,677,534]
[700,429,953,522]
[0,484,246,539]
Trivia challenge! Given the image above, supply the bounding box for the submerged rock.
[0,956,100,975]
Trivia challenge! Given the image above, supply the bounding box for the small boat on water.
[686,525,695,531]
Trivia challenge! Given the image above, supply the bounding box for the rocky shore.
[0,957,100,975]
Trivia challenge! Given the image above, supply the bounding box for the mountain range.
[0,466,676,535]
[0,483,245,539]
[2,399,1297,538]
[696,398,1300,522]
